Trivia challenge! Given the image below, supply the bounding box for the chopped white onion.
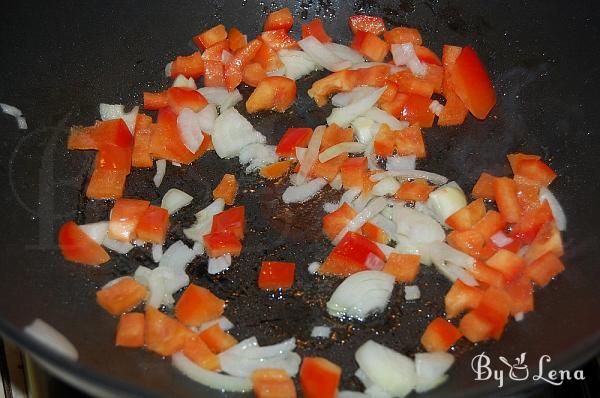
[79,221,109,244]
[327,87,386,128]
[159,240,196,274]
[427,182,467,225]
[278,49,321,80]
[188,103,218,135]
[311,326,331,338]
[364,107,408,131]
[325,43,365,64]
[355,369,393,398]
[391,43,427,78]
[153,159,167,188]
[351,116,381,145]
[219,337,301,377]
[539,187,567,231]
[197,316,234,333]
[323,202,338,213]
[183,199,225,242]
[429,100,444,117]
[164,62,172,77]
[393,205,445,243]
[101,276,130,290]
[329,173,343,190]
[147,266,189,308]
[212,108,266,158]
[350,61,391,70]
[177,108,205,153]
[297,36,352,72]
[238,143,278,173]
[24,319,78,361]
[16,116,27,130]
[207,254,232,274]
[172,161,181,167]
[102,236,134,254]
[133,266,152,286]
[99,103,124,120]
[404,285,421,300]
[515,312,525,322]
[266,67,286,77]
[1,103,23,117]
[161,188,193,215]
[172,352,252,392]
[490,231,513,248]
[414,352,454,393]
[172,75,197,89]
[308,261,321,274]
[371,215,396,240]
[355,340,416,397]
[372,177,401,197]
[333,197,387,245]
[297,125,325,185]
[327,271,394,320]
[428,241,477,286]
[365,252,385,271]
[282,178,327,204]
[370,170,448,185]
[331,86,375,107]
[197,87,243,111]
[386,155,416,171]
[318,142,365,163]
[351,191,374,212]
[151,244,163,263]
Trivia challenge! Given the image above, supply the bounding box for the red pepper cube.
[319,231,385,276]
[175,284,225,326]
[166,87,208,114]
[382,253,420,282]
[68,118,133,151]
[348,15,386,35]
[193,24,227,50]
[299,357,341,398]
[526,252,565,287]
[135,205,169,244]
[263,7,294,32]
[301,18,332,43]
[472,210,506,240]
[58,221,110,266]
[485,249,525,282]
[145,307,193,356]
[170,52,204,79]
[351,31,389,62]
[115,313,145,348]
[143,91,169,111]
[383,27,422,45]
[444,280,484,318]
[225,39,263,91]
[398,95,435,128]
[211,206,245,240]
[228,27,247,52]
[108,198,150,242]
[96,277,148,316]
[258,261,296,290]
[471,172,497,200]
[307,70,358,107]
[523,221,564,264]
[203,60,225,87]
[468,260,506,288]
[493,177,520,224]
[261,29,297,50]
[203,231,242,258]
[246,76,297,113]
[322,202,357,241]
[340,157,368,190]
[86,168,128,200]
[445,198,486,231]
[505,275,534,316]
[276,127,313,158]
[459,309,496,343]
[252,368,297,398]
[420,317,463,352]
[474,287,512,340]
[199,324,238,353]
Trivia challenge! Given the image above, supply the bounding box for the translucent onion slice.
[24,319,78,361]
[327,87,386,128]
[282,178,327,204]
[391,43,428,77]
[318,142,366,163]
[161,188,193,215]
[364,107,408,131]
[153,159,167,188]
[370,170,448,185]
[333,197,387,245]
[297,125,325,184]
[297,36,352,72]
[172,352,252,393]
[539,187,567,231]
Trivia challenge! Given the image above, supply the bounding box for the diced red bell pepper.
[253,43,284,73]
[258,261,296,290]
[193,24,227,50]
[382,253,420,282]
[58,221,110,265]
[175,284,225,326]
[108,198,150,242]
[348,15,386,35]
[242,62,267,87]
[260,160,293,180]
[68,119,133,150]
[166,87,208,114]
[373,124,396,156]
[446,198,486,231]
[447,229,496,260]
[420,317,463,352]
[203,231,242,258]
[301,18,332,43]
[514,178,541,214]
[450,46,496,119]
[203,60,226,87]
[438,45,468,126]
[444,280,484,318]
[212,173,238,205]
[96,277,148,316]
[525,252,565,287]
[472,172,497,199]
[387,70,435,98]
[183,335,220,371]
[509,201,553,243]
[135,205,169,244]
[493,177,520,224]
[252,368,297,398]
[504,275,534,316]
[340,157,368,190]
[414,45,442,65]
[351,31,389,62]
[395,124,427,157]
[225,39,263,91]
[507,153,540,173]
[199,324,238,353]
[276,127,313,158]
[228,27,248,52]
[320,124,354,151]
[523,221,564,264]
[145,307,193,356]
[307,70,357,107]
[201,40,231,62]
[383,27,422,45]
[472,210,506,240]
[485,249,525,282]
[398,95,435,128]
[394,179,434,202]
[378,82,399,104]
[132,114,154,168]
[473,286,512,340]
[322,202,357,241]
[319,231,385,276]
[143,91,169,111]
[459,310,496,343]
[261,29,297,50]
[299,357,341,398]
[212,206,245,240]
[514,159,557,187]
[115,312,145,348]
[468,260,506,288]
[86,169,128,200]
[170,52,204,79]
[95,146,131,174]
[264,7,294,31]
[355,65,390,87]
[361,222,389,244]
[246,76,296,113]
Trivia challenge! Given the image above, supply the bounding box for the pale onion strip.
[153,159,166,188]
[99,104,124,120]
[386,155,416,171]
[102,237,133,254]
[372,177,401,197]
[221,50,233,64]
[404,285,421,300]
[427,183,467,225]
[490,231,513,248]
[324,43,365,64]
[24,319,79,360]
[161,188,193,215]
[282,178,327,204]
[307,262,321,274]
[365,252,385,270]
[197,316,234,332]
[165,62,172,77]
[329,173,343,190]
[78,221,109,244]
[364,107,408,131]
[326,87,386,128]
[297,125,325,184]
[429,100,444,116]
[152,243,163,263]
[310,326,331,338]
[172,352,252,393]
[332,197,387,245]
[207,254,232,274]
[318,142,366,163]
[1,103,23,116]
[331,87,374,107]
[414,352,454,393]
[159,241,196,274]
[197,87,243,111]
[172,161,181,167]
[172,75,197,89]
[278,49,321,80]
[349,62,390,70]
[177,108,205,153]
[391,43,428,77]
[297,36,352,72]
[370,170,448,185]
[102,276,129,289]
[16,116,28,130]
[539,187,567,231]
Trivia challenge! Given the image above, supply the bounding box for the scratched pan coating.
[0,0,599,397]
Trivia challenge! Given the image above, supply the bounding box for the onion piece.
[307,262,321,274]
[386,155,416,171]
[355,369,393,398]
[327,87,386,128]
[414,352,454,393]
[282,178,327,204]
[16,116,27,130]
[151,243,163,263]
[297,125,325,184]
[99,103,124,120]
[161,188,193,215]
[212,108,266,158]
[207,254,232,274]
[355,340,416,397]
[172,75,197,89]
[159,240,196,274]
[427,182,467,225]
[318,142,365,163]
[539,187,567,231]
[391,43,427,77]
[325,43,365,64]
[197,87,243,111]
[197,316,234,333]
[351,191,374,212]
[393,205,445,243]
[372,177,401,197]
[365,252,385,270]
[172,352,252,393]
[177,108,205,153]
[323,202,338,213]
[515,312,525,322]
[153,159,167,188]
[24,319,78,361]
[404,285,421,300]
[341,187,362,205]
[490,231,513,248]
[329,173,343,190]
[183,199,225,242]
[370,170,448,185]
[311,326,331,338]
[102,237,133,254]
[429,100,444,116]
[192,241,204,256]
[278,49,321,80]
[147,266,190,308]
[333,197,387,245]
[79,221,109,244]
[429,241,477,286]
[164,62,172,77]
[133,266,152,286]
[1,103,23,117]
[364,107,408,131]
[238,143,278,174]
[193,103,218,134]
[297,36,352,72]
[351,116,380,145]
[327,270,395,320]
[331,86,375,107]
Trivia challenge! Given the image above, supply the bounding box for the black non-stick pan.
[1,0,600,397]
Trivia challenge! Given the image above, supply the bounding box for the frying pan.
[1,0,599,397]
